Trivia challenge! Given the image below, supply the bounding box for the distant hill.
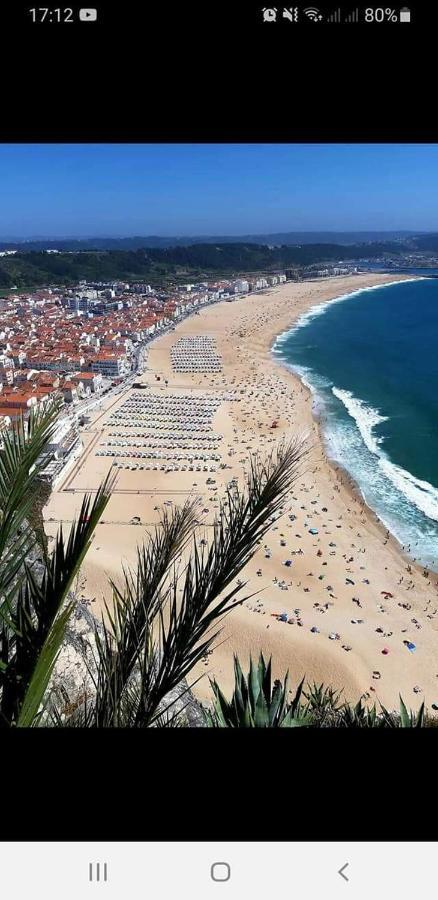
[0,231,423,252]
[410,234,438,252]
[0,240,410,290]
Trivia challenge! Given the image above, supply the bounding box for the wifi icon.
[304,6,323,19]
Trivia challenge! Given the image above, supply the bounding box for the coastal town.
[0,272,294,485]
[0,260,387,489]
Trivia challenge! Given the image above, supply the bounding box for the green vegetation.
[0,400,112,725]
[0,250,167,289]
[205,653,310,727]
[26,478,54,553]
[0,240,408,290]
[204,654,427,728]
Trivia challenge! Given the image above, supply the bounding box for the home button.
[211,862,231,882]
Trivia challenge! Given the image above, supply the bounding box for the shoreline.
[268,274,436,576]
[44,272,438,711]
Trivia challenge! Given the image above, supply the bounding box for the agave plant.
[303,682,345,727]
[324,694,425,728]
[338,698,380,728]
[205,660,428,729]
[379,696,425,728]
[204,652,311,727]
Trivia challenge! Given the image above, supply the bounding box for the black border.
[1,0,436,142]
[2,728,433,839]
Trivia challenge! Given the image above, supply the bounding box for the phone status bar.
[260,6,412,23]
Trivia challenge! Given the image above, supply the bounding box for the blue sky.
[1,144,438,237]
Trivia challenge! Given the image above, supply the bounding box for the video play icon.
[79,8,98,20]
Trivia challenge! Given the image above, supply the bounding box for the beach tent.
[309,528,318,535]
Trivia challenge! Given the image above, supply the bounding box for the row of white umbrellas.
[101,450,221,460]
[110,461,218,473]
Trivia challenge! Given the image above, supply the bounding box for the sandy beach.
[44,273,438,712]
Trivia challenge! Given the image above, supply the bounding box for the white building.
[90,355,129,377]
[253,277,269,290]
[0,354,15,385]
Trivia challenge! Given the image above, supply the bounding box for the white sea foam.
[288,363,317,394]
[378,458,438,523]
[332,386,438,524]
[332,387,388,456]
[284,361,331,388]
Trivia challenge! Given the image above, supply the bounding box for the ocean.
[272,276,438,570]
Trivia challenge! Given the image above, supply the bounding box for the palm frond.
[89,499,198,726]
[16,601,75,727]
[130,438,307,726]
[0,399,62,606]
[0,473,114,726]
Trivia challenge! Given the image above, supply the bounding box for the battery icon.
[399,7,411,21]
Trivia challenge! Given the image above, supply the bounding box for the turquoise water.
[273,278,438,569]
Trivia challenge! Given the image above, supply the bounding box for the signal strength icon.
[345,7,359,21]
[303,6,323,20]
[328,7,341,21]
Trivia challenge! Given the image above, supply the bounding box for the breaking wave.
[331,387,388,457]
